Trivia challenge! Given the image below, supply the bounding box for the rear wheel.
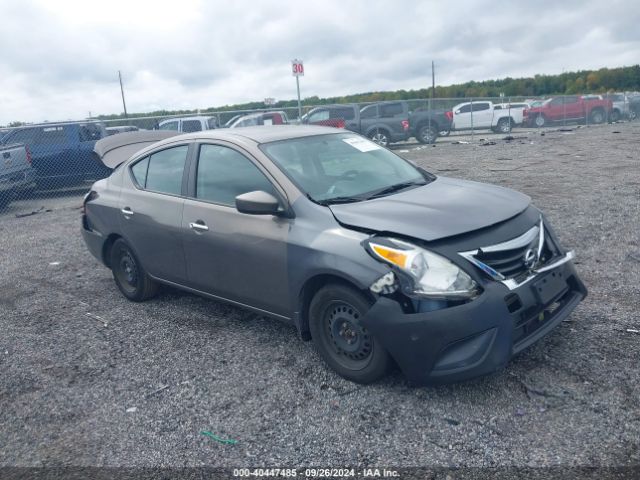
[309,284,391,384]
[369,130,390,147]
[496,117,512,133]
[590,108,605,124]
[110,238,158,302]
[416,124,438,144]
[610,109,621,122]
[534,114,547,128]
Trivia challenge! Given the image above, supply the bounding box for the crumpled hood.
[329,176,530,241]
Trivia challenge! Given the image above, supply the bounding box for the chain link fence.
[1,92,638,213]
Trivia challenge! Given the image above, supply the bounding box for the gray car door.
[181,142,291,317]
[119,144,190,284]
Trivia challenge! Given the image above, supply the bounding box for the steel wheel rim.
[115,248,139,293]
[322,300,373,370]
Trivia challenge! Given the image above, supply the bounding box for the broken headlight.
[365,237,480,300]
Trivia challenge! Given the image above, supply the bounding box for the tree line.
[5,65,640,127]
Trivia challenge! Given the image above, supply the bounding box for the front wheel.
[416,124,438,144]
[534,114,546,128]
[590,109,605,124]
[309,284,391,384]
[110,238,158,302]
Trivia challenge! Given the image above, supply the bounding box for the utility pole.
[118,70,128,119]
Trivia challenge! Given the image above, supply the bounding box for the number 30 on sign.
[291,60,304,76]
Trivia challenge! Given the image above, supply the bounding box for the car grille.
[459,220,562,282]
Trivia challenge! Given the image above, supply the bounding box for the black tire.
[368,129,390,147]
[110,238,158,302]
[609,110,620,122]
[309,284,391,384]
[496,117,512,134]
[416,124,438,144]
[590,108,605,124]
[534,114,546,128]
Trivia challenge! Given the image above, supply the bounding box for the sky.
[0,0,639,125]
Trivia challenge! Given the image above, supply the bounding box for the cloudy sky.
[0,0,638,124]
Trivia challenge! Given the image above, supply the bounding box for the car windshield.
[260,133,429,204]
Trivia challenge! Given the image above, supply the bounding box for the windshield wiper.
[316,195,367,206]
[365,180,427,200]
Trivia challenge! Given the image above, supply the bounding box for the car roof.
[182,125,342,144]
[158,115,215,123]
[98,125,346,168]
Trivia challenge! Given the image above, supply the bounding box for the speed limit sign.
[291,59,304,76]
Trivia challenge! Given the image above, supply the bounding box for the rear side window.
[140,145,188,195]
[331,107,355,120]
[196,144,277,206]
[35,126,68,145]
[379,103,404,117]
[182,120,202,133]
[5,128,37,145]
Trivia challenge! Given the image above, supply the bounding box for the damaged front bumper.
[361,260,587,385]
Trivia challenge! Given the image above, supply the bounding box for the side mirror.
[235,190,280,215]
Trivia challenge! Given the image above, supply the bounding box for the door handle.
[189,221,209,232]
[121,207,134,216]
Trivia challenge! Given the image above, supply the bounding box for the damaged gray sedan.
[82,126,587,385]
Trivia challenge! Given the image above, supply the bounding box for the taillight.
[336,119,345,129]
[401,120,409,130]
[445,111,453,121]
[25,145,32,165]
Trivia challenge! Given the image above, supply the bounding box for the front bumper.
[362,260,587,385]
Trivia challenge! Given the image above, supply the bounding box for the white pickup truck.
[450,101,529,133]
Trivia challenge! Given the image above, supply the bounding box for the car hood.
[328,176,530,241]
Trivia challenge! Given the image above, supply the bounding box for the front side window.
[182,120,202,133]
[159,121,179,131]
[140,145,188,195]
[308,109,330,123]
[360,105,377,119]
[196,144,277,206]
[207,117,218,129]
[261,133,426,203]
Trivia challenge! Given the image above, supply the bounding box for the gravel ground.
[0,123,639,469]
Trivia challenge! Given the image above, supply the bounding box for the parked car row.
[300,101,453,146]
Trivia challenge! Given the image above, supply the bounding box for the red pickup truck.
[523,95,613,127]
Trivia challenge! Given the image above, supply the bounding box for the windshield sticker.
[342,137,381,152]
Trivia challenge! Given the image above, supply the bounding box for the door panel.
[118,144,190,283]
[181,143,290,316]
[182,201,290,316]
